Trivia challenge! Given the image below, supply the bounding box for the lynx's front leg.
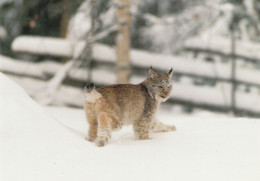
[133,116,153,140]
[150,119,176,132]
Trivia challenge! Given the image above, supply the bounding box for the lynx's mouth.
[160,94,168,99]
[155,94,169,102]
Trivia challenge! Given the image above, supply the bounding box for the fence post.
[86,0,97,83]
[116,0,131,84]
[231,22,237,115]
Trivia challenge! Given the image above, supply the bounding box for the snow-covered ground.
[1,72,260,181]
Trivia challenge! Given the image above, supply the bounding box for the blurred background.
[1,0,260,117]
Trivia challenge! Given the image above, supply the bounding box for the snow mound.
[0,73,85,180]
[0,26,7,40]
[1,72,260,181]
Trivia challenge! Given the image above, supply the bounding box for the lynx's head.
[146,67,173,102]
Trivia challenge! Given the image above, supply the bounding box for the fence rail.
[184,35,260,63]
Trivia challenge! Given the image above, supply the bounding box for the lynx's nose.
[161,93,168,98]
[162,90,169,97]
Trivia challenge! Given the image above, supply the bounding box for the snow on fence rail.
[184,35,260,63]
[5,35,260,116]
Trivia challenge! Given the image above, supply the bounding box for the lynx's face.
[147,67,173,102]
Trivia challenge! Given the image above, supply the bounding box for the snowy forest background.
[1,0,260,116]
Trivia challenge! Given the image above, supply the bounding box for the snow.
[0,54,48,78]
[136,1,219,53]
[0,26,7,40]
[11,36,84,58]
[185,32,260,62]
[66,0,91,40]
[1,72,260,181]
[0,0,13,6]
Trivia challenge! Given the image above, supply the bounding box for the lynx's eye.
[158,86,163,89]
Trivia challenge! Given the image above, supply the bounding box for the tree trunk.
[244,0,260,37]
[116,0,131,84]
[60,0,69,38]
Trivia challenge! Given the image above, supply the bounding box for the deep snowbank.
[1,72,260,181]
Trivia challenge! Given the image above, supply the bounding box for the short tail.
[84,82,95,93]
[84,82,102,103]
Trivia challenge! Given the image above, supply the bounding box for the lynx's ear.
[149,66,158,79]
[168,68,173,78]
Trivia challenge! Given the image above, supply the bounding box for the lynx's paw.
[86,136,96,142]
[135,132,149,140]
[157,125,176,132]
[137,135,149,140]
[168,125,176,131]
[150,121,177,132]
[95,136,109,147]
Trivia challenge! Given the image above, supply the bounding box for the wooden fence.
[0,35,259,117]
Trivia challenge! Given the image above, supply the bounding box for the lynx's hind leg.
[150,119,176,132]
[85,102,98,142]
[96,112,114,147]
[84,83,103,142]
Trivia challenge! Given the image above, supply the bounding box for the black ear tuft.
[148,66,158,78]
[168,68,173,78]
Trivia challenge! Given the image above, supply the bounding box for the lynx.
[84,67,176,147]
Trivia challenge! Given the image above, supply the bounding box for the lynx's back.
[96,84,155,125]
